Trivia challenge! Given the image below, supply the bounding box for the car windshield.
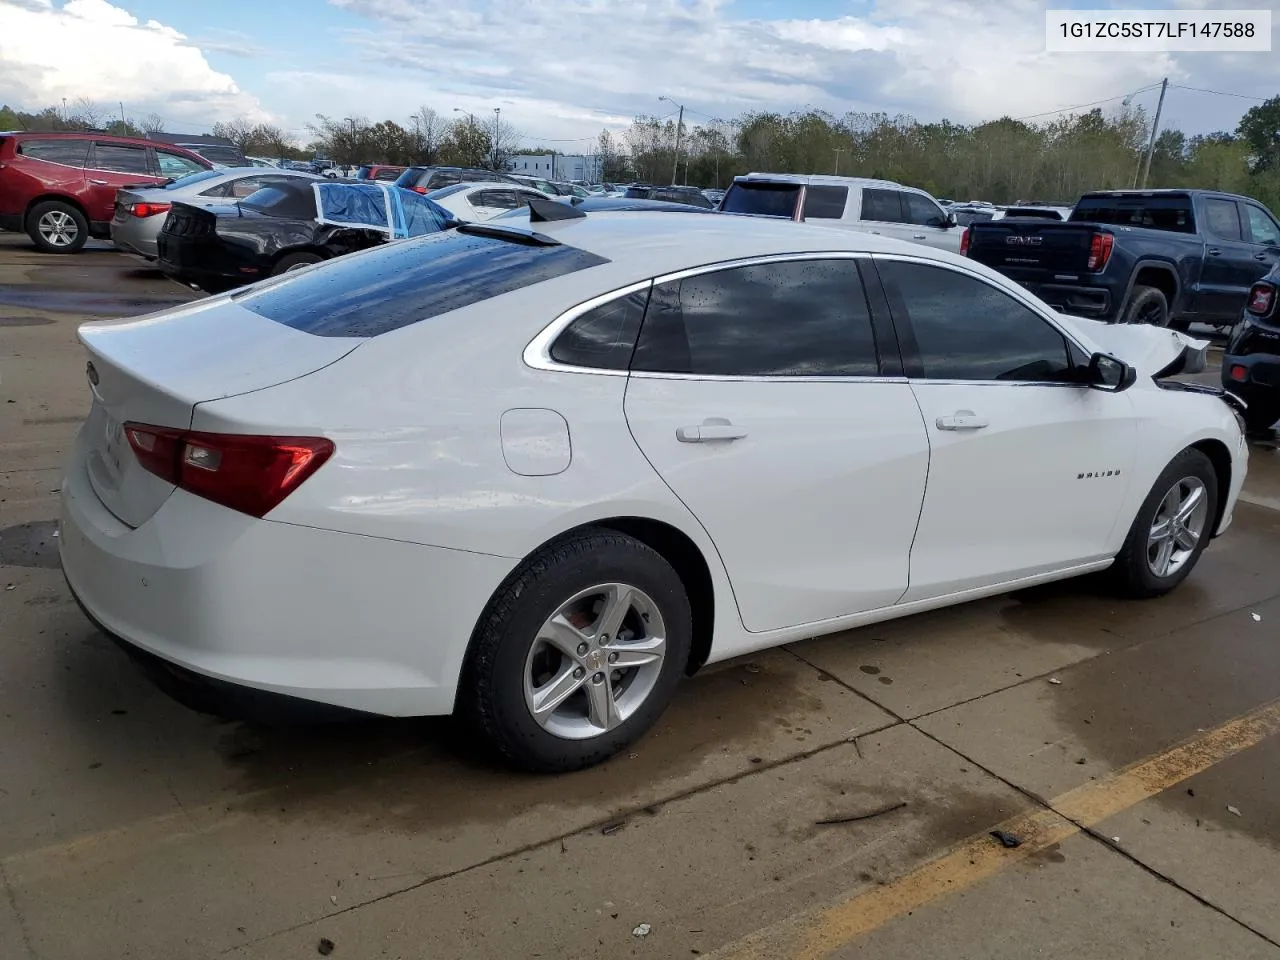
[164,169,224,190]
[191,146,244,165]
[719,181,801,218]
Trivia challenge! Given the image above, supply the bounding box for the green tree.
[1237,96,1280,171]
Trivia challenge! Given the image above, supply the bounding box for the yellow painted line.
[712,697,1280,960]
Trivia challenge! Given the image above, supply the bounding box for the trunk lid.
[966,221,1100,274]
[78,296,362,528]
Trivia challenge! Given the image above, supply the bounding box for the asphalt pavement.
[2,232,1280,960]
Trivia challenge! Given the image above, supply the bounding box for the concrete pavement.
[2,232,1279,960]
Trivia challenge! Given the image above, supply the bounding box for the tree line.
[6,95,1280,212]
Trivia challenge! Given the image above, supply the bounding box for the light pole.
[658,95,685,186]
[343,116,357,165]
[493,107,501,170]
[453,107,477,165]
[833,147,846,175]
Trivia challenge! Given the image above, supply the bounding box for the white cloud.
[0,0,272,129]
[319,0,1280,141]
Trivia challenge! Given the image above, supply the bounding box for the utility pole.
[659,96,685,185]
[118,102,126,126]
[1139,77,1168,190]
[833,147,846,175]
[493,107,501,170]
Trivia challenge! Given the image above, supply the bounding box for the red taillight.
[412,186,428,194]
[959,226,971,257]
[128,202,172,218]
[124,424,334,518]
[1229,364,1249,382]
[1087,233,1114,271]
[1247,282,1275,316]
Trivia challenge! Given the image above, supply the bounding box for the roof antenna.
[527,196,586,222]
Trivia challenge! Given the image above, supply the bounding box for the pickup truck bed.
[964,190,1280,329]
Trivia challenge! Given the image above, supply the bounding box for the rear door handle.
[676,419,747,443]
[1207,247,1222,256]
[912,234,927,240]
[936,412,989,431]
[89,178,109,185]
[1255,252,1269,261]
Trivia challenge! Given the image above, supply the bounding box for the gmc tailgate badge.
[1006,235,1043,246]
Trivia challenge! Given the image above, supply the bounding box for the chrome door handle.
[676,419,747,443]
[1255,252,1269,261]
[912,234,927,240]
[936,412,989,431]
[1207,247,1222,256]
[89,178,110,185]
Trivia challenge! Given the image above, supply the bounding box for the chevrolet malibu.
[59,211,1248,772]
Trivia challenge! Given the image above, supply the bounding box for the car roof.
[737,171,904,189]
[3,130,189,150]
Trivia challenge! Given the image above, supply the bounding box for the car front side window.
[903,192,947,227]
[877,259,1075,382]
[1244,204,1280,246]
[630,258,880,377]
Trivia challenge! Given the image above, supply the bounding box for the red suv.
[0,132,212,253]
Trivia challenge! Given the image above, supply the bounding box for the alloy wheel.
[523,582,667,740]
[1147,476,1209,577]
[38,210,79,248]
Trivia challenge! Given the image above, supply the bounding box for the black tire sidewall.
[271,252,323,275]
[468,532,692,771]
[1116,449,1218,596]
[1124,285,1168,326]
[26,200,88,254]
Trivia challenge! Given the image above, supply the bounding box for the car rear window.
[235,230,611,337]
[720,181,800,218]
[1070,195,1195,233]
[240,184,317,219]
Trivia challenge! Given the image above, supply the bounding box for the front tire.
[1108,449,1217,598]
[26,200,89,254]
[271,251,324,275]
[1122,285,1169,326]
[461,529,692,773]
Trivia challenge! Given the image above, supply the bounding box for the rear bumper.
[1013,280,1114,320]
[58,436,516,718]
[110,217,159,258]
[1221,351,1280,393]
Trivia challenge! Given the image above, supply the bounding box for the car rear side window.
[550,288,649,369]
[236,231,610,337]
[91,143,150,175]
[18,138,90,166]
[1069,196,1195,232]
[860,188,904,223]
[1203,198,1243,240]
[878,260,1072,382]
[802,186,848,219]
[631,258,878,377]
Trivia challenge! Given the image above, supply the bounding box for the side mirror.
[1085,352,1137,392]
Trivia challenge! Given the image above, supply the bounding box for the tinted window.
[91,143,150,175]
[239,185,316,219]
[550,289,648,369]
[860,188,903,223]
[903,192,944,226]
[157,151,206,178]
[802,186,848,219]
[374,168,401,181]
[188,145,243,165]
[18,138,90,166]
[720,181,799,218]
[237,231,610,337]
[632,259,878,377]
[1069,195,1194,233]
[473,190,519,210]
[1244,204,1280,246]
[1203,198,1243,240]
[879,261,1072,382]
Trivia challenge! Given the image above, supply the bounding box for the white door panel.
[903,382,1138,602]
[624,376,929,632]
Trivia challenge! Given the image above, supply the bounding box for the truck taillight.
[1247,282,1275,316]
[1087,233,1114,271]
[129,202,171,218]
[959,227,971,257]
[124,423,334,518]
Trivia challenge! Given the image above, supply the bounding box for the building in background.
[506,153,602,182]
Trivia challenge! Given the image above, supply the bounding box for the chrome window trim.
[523,251,880,378]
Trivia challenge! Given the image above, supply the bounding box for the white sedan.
[425,182,560,222]
[59,211,1247,772]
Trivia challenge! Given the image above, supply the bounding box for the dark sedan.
[156,180,454,292]
[1223,262,1280,433]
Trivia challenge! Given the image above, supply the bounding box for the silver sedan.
[110,167,322,259]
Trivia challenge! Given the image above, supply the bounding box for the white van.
[718,173,962,252]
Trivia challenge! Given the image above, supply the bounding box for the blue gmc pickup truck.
[963,189,1280,330]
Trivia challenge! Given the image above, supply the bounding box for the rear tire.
[461,529,692,773]
[1122,285,1169,326]
[1108,449,1217,598]
[26,200,88,254]
[271,251,323,275]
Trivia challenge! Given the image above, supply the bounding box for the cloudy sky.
[1,0,1277,150]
